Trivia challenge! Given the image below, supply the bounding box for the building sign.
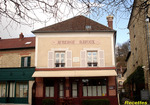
[52,40,100,45]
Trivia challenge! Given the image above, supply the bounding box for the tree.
[0,0,134,27]
[116,40,130,68]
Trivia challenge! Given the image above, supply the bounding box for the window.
[16,82,28,97]
[55,52,65,67]
[59,81,64,98]
[119,81,123,86]
[72,82,78,97]
[87,51,97,67]
[45,79,54,97]
[118,74,122,78]
[82,78,107,97]
[9,82,15,97]
[21,57,31,67]
[0,82,6,97]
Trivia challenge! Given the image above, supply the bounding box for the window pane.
[92,86,97,96]
[9,82,15,97]
[88,57,92,62]
[0,83,6,97]
[59,91,64,98]
[45,87,50,97]
[88,52,91,56]
[61,58,65,63]
[98,86,102,96]
[50,87,54,97]
[20,84,24,97]
[88,86,92,96]
[61,53,65,58]
[73,90,77,97]
[93,52,97,55]
[24,57,28,67]
[24,84,28,97]
[102,86,107,96]
[16,82,28,98]
[72,83,77,90]
[82,79,107,97]
[83,86,87,96]
[87,52,92,62]
[93,56,97,62]
[72,82,77,97]
[56,53,59,58]
[59,82,64,98]
[56,59,59,63]
[16,83,20,97]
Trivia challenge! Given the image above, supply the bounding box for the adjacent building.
[0,34,35,104]
[32,15,118,105]
[125,0,150,100]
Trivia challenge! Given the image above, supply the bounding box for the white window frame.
[87,51,98,67]
[55,51,65,68]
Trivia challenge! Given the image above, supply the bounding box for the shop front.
[33,68,118,105]
[0,67,35,104]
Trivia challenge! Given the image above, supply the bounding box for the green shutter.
[27,57,31,67]
[21,57,25,67]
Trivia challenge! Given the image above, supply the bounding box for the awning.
[32,70,117,77]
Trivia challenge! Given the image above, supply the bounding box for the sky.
[0,2,130,45]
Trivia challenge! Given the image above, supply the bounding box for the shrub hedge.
[82,99,110,105]
[42,99,55,105]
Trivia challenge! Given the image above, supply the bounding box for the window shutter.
[99,50,105,67]
[27,57,31,67]
[66,50,72,67]
[80,50,86,67]
[21,57,25,67]
[48,51,54,68]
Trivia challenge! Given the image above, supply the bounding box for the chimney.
[107,15,113,29]
[0,37,1,40]
[19,33,24,39]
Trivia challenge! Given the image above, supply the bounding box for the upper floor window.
[21,56,31,67]
[55,52,65,67]
[87,51,97,67]
[81,49,104,67]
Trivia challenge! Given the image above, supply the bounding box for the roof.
[32,15,116,33]
[0,37,35,50]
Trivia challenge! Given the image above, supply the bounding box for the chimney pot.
[19,33,24,39]
[107,15,113,29]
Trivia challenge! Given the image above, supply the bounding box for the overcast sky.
[0,3,130,45]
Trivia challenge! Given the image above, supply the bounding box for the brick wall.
[0,49,35,67]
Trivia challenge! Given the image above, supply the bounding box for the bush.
[42,99,55,105]
[82,99,110,105]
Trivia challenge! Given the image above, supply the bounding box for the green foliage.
[82,99,110,105]
[42,99,55,105]
[127,66,145,84]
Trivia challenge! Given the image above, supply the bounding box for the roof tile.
[32,15,115,33]
[0,37,35,50]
